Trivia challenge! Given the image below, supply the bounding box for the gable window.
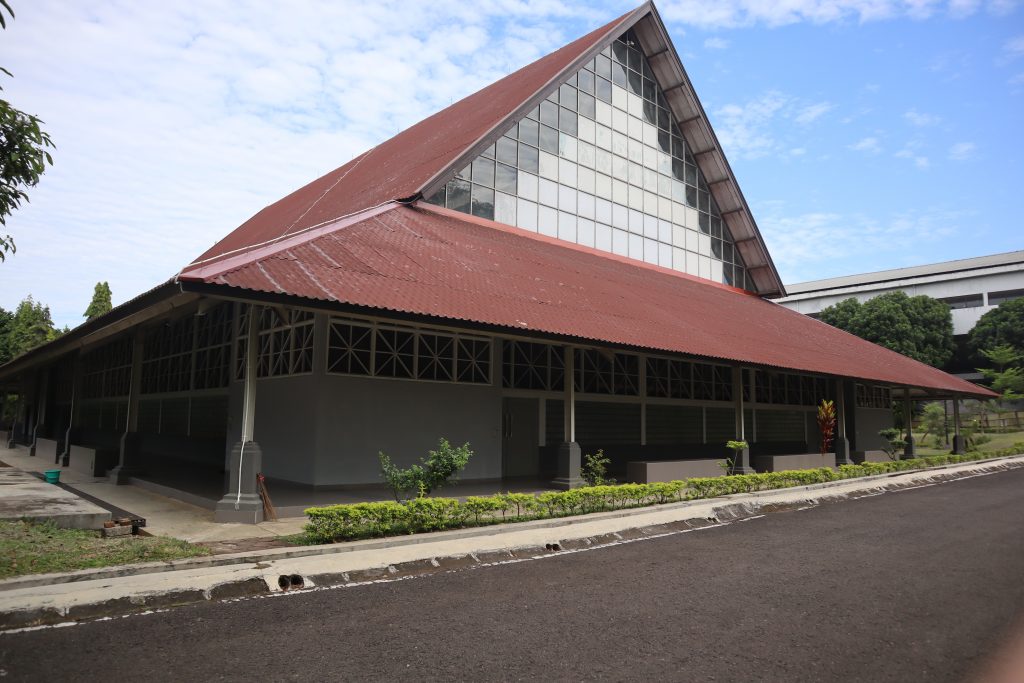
[426,29,752,292]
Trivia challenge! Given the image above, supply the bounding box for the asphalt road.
[3,468,1024,682]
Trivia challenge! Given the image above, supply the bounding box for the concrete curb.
[1,455,1021,630]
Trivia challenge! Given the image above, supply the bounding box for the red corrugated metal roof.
[189,6,645,266]
[179,202,994,398]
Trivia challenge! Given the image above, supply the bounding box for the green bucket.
[43,469,61,484]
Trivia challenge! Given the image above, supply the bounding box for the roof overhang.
[0,282,195,384]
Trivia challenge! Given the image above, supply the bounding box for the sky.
[1,0,1022,329]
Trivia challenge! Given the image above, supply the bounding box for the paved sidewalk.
[0,445,306,542]
[0,468,109,529]
[1,454,1021,630]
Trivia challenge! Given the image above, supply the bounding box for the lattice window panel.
[502,340,565,391]
[417,332,455,382]
[456,337,491,384]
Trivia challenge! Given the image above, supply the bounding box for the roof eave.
[636,5,787,298]
[0,282,192,383]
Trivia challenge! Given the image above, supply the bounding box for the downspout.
[236,303,257,510]
[62,382,75,465]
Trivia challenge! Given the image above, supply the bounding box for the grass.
[0,519,211,580]
[914,430,1024,456]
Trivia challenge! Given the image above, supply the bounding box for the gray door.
[502,397,539,478]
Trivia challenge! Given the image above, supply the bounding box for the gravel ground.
[2,467,1023,682]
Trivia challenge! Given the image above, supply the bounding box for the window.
[502,340,564,391]
[855,384,891,409]
[328,318,491,385]
[939,294,983,310]
[988,288,1024,306]
[236,307,315,380]
[82,337,132,399]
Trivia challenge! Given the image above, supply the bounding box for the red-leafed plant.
[817,399,836,456]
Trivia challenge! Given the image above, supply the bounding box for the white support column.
[952,395,965,454]
[902,388,916,459]
[834,378,852,465]
[731,366,754,474]
[552,345,581,490]
[216,304,264,523]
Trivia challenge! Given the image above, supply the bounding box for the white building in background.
[777,250,1024,377]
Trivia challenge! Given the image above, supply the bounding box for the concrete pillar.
[216,305,264,523]
[29,368,49,457]
[730,366,754,474]
[552,346,582,490]
[109,331,145,484]
[62,358,84,466]
[952,397,966,455]
[902,388,916,459]
[834,378,852,466]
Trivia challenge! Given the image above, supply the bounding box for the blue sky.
[1,0,1022,328]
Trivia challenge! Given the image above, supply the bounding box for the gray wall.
[314,374,502,486]
[854,407,892,452]
[251,375,320,484]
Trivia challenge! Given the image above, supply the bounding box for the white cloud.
[894,144,930,168]
[1003,34,1024,60]
[760,203,966,282]
[849,136,882,153]
[703,36,730,49]
[660,0,1012,28]
[794,101,834,124]
[904,109,941,126]
[0,0,598,327]
[712,91,789,159]
[949,141,977,159]
[710,92,838,159]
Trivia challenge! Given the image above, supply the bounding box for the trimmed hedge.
[304,445,1024,544]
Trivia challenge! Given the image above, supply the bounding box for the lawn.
[913,430,1024,457]
[0,520,211,580]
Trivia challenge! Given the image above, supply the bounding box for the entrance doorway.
[502,397,539,478]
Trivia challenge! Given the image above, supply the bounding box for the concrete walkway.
[0,467,109,529]
[0,445,305,542]
[1,454,1021,630]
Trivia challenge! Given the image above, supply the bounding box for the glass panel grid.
[426,28,751,291]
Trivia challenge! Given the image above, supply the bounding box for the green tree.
[83,281,112,320]
[919,402,947,448]
[969,298,1024,362]
[977,345,1023,400]
[6,295,58,358]
[818,297,861,332]
[0,1,56,261]
[0,305,12,365]
[819,291,954,368]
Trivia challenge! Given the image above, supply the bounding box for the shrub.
[302,443,1024,543]
[878,428,904,461]
[378,438,474,501]
[581,449,615,486]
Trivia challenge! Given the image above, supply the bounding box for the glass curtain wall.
[427,29,751,291]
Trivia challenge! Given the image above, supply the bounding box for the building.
[777,251,1024,377]
[0,2,994,523]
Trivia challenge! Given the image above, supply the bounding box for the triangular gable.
[422,26,756,291]
[414,3,784,297]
